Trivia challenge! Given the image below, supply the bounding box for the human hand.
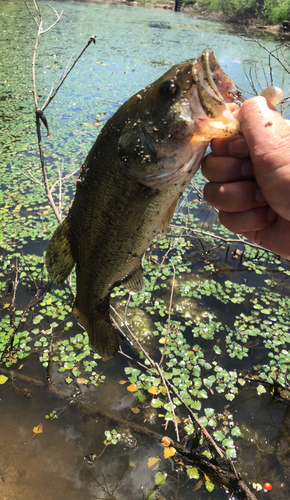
[201,96,290,259]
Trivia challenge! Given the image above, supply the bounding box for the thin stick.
[159,260,175,367]
[42,35,96,112]
[24,1,96,224]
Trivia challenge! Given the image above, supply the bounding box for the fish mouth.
[194,48,242,113]
[192,48,241,135]
[196,49,225,106]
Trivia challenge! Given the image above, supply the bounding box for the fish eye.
[160,80,179,98]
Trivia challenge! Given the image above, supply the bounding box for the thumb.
[235,96,290,219]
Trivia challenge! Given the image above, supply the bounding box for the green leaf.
[205,481,215,492]
[0,375,8,385]
[213,431,225,441]
[225,393,235,401]
[187,467,199,479]
[231,426,242,437]
[155,471,167,486]
[191,401,201,411]
[204,408,215,418]
[257,384,267,395]
[222,438,234,448]
[151,398,163,408]
[226,447,237,458]
[146,489,156,500]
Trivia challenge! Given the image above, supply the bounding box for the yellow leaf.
[119,380,128,385]
[164,447,176,459]
[159,385,167,396]
[18,365,23,370]
[76,378,88,385]
[161,436,172,447]
[129,461,136,467]
[148,386,159,395]
[159,337,172,344]
[0,375,8,385]
[3,303,10,309]
[148,457,161,469]
[103,440,112,446]
[127,384,138,392]
[204,473,210,482]
[33,424,43,434]
[15,204,21,211]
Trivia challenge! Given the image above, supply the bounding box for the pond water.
[1,1,290,499]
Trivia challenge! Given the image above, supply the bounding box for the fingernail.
[268,208,277,222]
[241,160,254,177]
[256,187,266,203]
[228,137,249,157]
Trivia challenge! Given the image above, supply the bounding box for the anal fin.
[123,265,144,293]
[46,217,75,285]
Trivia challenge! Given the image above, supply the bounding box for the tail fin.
[46,218,75,285]
[73,304,119,358]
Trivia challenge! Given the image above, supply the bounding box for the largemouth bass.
[46,48,241,357]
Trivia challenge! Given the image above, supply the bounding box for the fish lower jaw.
[195,107,241,140]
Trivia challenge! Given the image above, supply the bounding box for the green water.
[1,1,290,499]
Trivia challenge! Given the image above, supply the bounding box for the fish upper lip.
[200,48,224,104]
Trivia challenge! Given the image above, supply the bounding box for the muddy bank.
[83,0,290,38]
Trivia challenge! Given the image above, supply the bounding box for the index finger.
[211,135,249,158]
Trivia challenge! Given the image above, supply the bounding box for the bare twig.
[50,166,80,194]
[42,35,96,112]
[24,1,96,223]
[10,257,19,325]
[150,240,175,301]
[169,225,263,251]
[241,34,290,77]
[159,260,175,367]
[111,305,180,440]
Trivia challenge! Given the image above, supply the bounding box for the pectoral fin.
[162,199,178,232]
[117,186,157,238]
[46,218,75,285]
[123,265,144,293]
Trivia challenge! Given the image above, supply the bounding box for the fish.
[46,48,241,358]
